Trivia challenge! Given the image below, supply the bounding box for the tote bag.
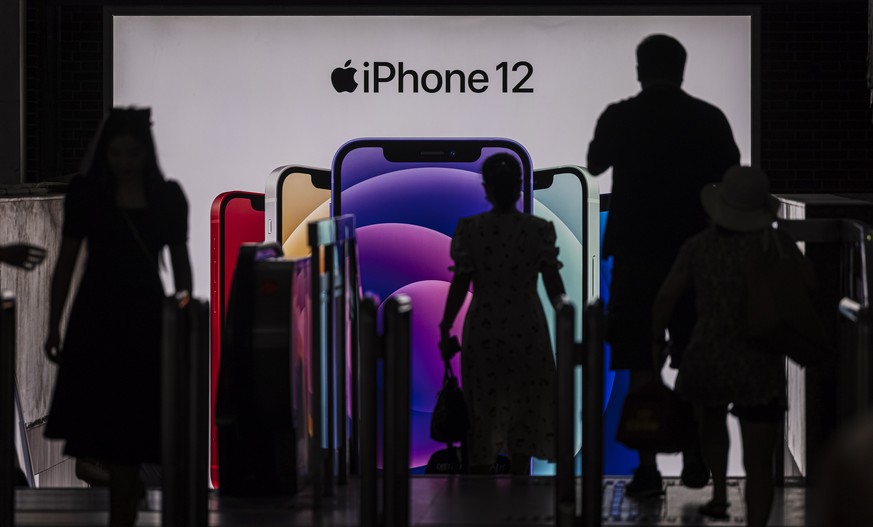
[745,229,830,367]
[616,379,696,453]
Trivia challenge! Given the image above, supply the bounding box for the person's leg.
[680,400,710,489]
[624,370,664,498]
[739,417,779,527]
[629,370,659,469]
[470,440,502,475]
[669,291,710,489]
[609,256,670,498]
[510,454,531,476]
[697,405,730,515]
[108,463,143,527]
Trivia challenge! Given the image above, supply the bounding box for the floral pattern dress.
[449,210,561,466]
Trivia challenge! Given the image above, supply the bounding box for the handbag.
[616,378,696,453]
[744,229,830,367]
[430,360,470,444]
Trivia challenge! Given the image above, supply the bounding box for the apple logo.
[332,60,358,93]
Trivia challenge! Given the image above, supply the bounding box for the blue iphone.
[531,166,602,475]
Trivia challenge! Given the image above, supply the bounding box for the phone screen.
[531,175,632,476]
[209,192,265,487]
[532,167,606,475]
[265,166,331,258]
[333,139,532,470]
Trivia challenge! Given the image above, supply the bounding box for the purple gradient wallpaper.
[337,145,528,470]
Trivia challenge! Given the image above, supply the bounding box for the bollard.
[309,220,331,505]
[383,295,411,527]
[333,218,355,486]
[358,293,411,527]
[162,296,186,527]
[359,296,379,527]
[0,293,15,527]
[554,298,576,527]
[348,237,362,476]
[162,298,209,527]
[334,215,357,484]
[554,298,604,527]
[309,215,360,502]
[325,240,338,492]
[582,300,604,527]
[857,306,871,411]
[189,300,210,527]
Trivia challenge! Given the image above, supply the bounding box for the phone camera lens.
[449,150,457,158]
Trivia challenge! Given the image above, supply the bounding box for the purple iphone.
[332,138,532,470]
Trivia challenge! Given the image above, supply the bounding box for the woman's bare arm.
[652,263,691,337]
[45,237,83,363]
[542,265,566,308]
[168,243,193,294]
[440,272,472,333]
[169,243,193,307]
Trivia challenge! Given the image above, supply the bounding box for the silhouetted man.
[587,34,740,497]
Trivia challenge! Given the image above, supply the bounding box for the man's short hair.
[636,34,686,84]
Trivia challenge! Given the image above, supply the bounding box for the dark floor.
[14,476,812,526]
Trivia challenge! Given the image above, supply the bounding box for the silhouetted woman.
[440,153,565,475]
[44,108,192,526]
[653,166,786,527]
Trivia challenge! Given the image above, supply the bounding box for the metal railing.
[779,219,872,401]
[1,292,15,526]
[360,294,411,527]
[556,298,604,527]
[839,295,871,413]
[162,297,209,527]
[0,294,210,525]
[776,218,873,483]
[833,222,872,413]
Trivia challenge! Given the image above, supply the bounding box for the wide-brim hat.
[700,166,780,232]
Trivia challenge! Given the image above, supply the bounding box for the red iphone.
[209,191,265,487]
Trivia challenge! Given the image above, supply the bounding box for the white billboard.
[112,13,753,298]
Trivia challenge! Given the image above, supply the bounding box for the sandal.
[698,500,730,520]
[624,466,664,499]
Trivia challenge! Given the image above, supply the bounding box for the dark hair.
[636,34,686,84]
[481,153,522,210]
[80,107,166,206]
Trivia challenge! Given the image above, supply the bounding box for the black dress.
[45,175,188,464]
